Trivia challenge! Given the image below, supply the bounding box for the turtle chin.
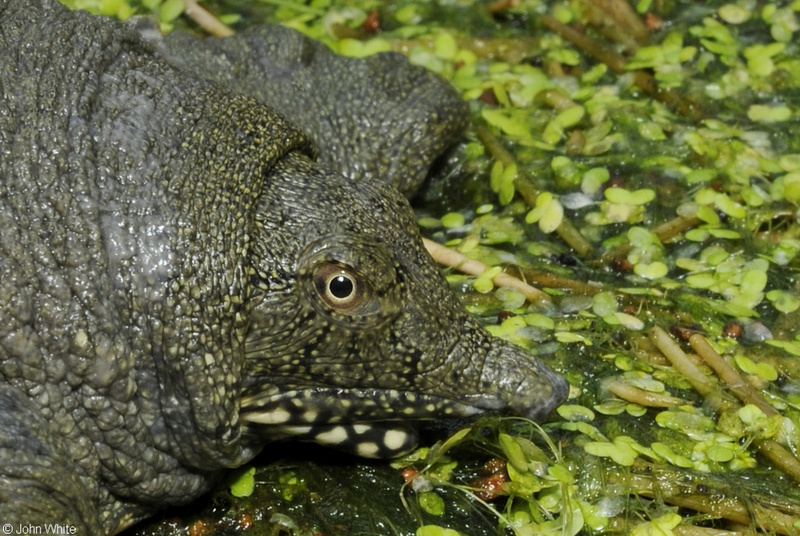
[239,387,495,458]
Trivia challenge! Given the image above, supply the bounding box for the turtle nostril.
[478,342,568,422]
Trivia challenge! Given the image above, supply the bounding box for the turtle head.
[239,153,568,458]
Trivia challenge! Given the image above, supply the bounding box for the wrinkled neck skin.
[0,1,311,530]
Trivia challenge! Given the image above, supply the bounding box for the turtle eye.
[314,263,368,311]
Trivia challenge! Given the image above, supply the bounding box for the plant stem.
[605,377,685,407]
[474,125,596,258]
[423,238,551,305]
[649,326,730,408]
[510,266,605,295]
[601,214,702,263]
[651,328,800,485]
[688,334,776,416]
[540,14,707,122]
[183,0,234,37]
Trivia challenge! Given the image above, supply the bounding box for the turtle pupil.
[329,275,354,298]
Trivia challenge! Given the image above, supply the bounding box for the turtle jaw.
[238,387,500,458]
[245,421,421,459]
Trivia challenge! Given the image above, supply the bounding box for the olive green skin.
[0,0,567,533]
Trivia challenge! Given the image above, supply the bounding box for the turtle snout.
[478,341,569,422]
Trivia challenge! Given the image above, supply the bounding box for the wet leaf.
[228,466,255,498]
[418,492,446,516]
[767,289,800,313]
[557,404,596,422]
[631,512,682,536]
[584,437,638,466]
[417,525,464,536]
[499,433,529,474]
[747,104,793,123]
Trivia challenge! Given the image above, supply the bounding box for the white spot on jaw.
[315,426,348,445]
[280,426,312,435]
[383,429,409,452]
[241,408,291,424]
[352,424,370,434]
[357,442,380,458]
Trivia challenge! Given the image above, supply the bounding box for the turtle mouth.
[239,387,502,458]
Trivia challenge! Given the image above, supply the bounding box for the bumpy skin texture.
[0,0,567,533]
[160,25,468,196]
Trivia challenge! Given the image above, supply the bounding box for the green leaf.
[539,196,563,233]
[100,0,122,16]
[634,261,668,280]
[338,38,393,58]
[714,193,747,218]
[747,104,793,123]
[766,340,800,356]
[525,191,563,233]
[555,331,593,344]
[584,437,638,466]
[595,398,627,415]
[481,109,530,137]
[592,291,618,317]
[734,354,778,381]
[418,492,446,516]
[159,0,184,22]
[767,290,800,313]
[440,212,465,228]
[499,433,529,474]
[429,426,472,460]
[638,121,666,140]
[696,205,720,225]
[417,526,465,536]
[651,442,694,468]
[718,3,751,24]
[228,466,256,497]
[612,312,645,330]
[555,105,586,128]
[433,31,458,61]
[581,167,610,194]
[557,404,596,422]
[559,421,608,442]
[706,443,736,462]
[631,513,682,536]
[685,273,716,289]
[740,269,768,295]
[547,463,574,484]
[605,187,656,205]
[524,313,556,330]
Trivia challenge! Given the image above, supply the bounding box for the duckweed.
[227,466,256,498]
[747,104,793,123]
[524,191,564,233]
